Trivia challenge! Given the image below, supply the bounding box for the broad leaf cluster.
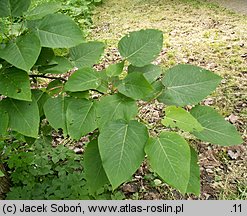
[0,0,243,198]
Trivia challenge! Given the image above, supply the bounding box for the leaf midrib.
[157,138,179,180]
[116,124,128,176]
[126,37,153,59]
[10,99,33,132]
[78,102,94,133]
[167,79,219,90]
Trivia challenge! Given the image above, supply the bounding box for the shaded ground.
[89,0,247,199]
[208,0,247,15]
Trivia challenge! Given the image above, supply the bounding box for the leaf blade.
[158,64,222,106]
[0,0,31,17]
[128,64,162,83]
[162,106,203,132]
[65,68,100,92]
[0,108,9,135]
[35,14,83,48]
[145,132,191,194]
[96,93,138,129]
[69,41,105,68]
[0,32,41,72]
[117,72,153,100]
[118,29,163,67]
[43,96,69,135]
[0,67,31,101]
[0,98,39,138]
[98,120,148,189]
[84,139,109,194]
[66,99,97,140]
[26,2,61,20]
[186,147,200,195]
[190,105,243,146]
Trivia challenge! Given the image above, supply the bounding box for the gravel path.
[209,0,247,15]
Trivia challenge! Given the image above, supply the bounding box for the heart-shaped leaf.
[35,14,83,48]
[118,29,163,67]
[117,72,153,100]
[162,106,203,132]
[43,96,70,135]
[98,120,148,189]
[105,61,124,77]
[65,68,101,92]
[0,108,9,135]
[145,132,191,194]
[158,64,222,106]
[39,56,73,74]
[66,99,97,140]
[84,139,109,194]
[96,93,138,128]
[69,41,105,68]
[0,67,31,101]
[186,147,200,195]
[0,98,39,138]
[128,64,162,83]
[0,0,31,17]
[26,2,61,20]
[0,32,41,72]
[190,105,243,146]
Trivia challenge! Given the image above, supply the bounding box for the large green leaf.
[0,32,41,72]
[0,67,31,101]
[39,56,73,74]
[186,147,200,195]
[128,64,162,83]
[32,89,50,117]
[0,170,4,177]
[105,61,124,77]
[142,80,163,101]
[117,72,153,100]
[158,64,222,106]
[118,29,163,67]
[65,68,101,92]
[190,105,243,146]
[96,71,109,93]
[145,132,191,194]
[0,98,39,138]
[68,91,89,99]
[96,94,138,128]
[26,2,61,20]
[43,96,70,135]
[69,41,105,68]
[84,139,109,194]
[66,99,97,140]
[0,0,31,17]
[0,108,9,135]
[35,14,83,48]
[162,106,203,132]
[35,47,55,66]
[98,120,148,189]
[46,80,64,96]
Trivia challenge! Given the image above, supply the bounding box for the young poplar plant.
[0,0,243,197]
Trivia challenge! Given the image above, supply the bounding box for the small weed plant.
[0,0,243,199]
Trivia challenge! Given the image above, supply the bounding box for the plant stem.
[29,74,67,82]
[29,75,104,94]
[18,19,25,36]
[9,16,13,36]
